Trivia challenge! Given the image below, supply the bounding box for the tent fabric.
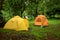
[3,16,29,31]
[34,15,48,26]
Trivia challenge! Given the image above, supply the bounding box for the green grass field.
[0,19,60,40]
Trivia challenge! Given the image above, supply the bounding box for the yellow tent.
[3,16,29,31]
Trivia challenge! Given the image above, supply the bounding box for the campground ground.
[0,19,60,40]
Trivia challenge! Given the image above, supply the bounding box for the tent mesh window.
[36,18,41,22]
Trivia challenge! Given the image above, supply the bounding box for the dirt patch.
[0,32,36,40]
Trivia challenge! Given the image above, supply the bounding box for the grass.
[0,19,60,40]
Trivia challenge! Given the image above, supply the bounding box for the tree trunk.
[20,0,26,17]
[0,0,4,10]
[34,9,38,18]
[34,0,38,18]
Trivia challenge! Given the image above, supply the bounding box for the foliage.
[0,0,60,21]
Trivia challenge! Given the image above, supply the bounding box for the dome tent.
[34,15,48,26]
[3,16,29,31]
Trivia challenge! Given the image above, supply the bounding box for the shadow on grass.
[46,24,60,40]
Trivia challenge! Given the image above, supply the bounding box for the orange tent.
[34,15,48,26]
